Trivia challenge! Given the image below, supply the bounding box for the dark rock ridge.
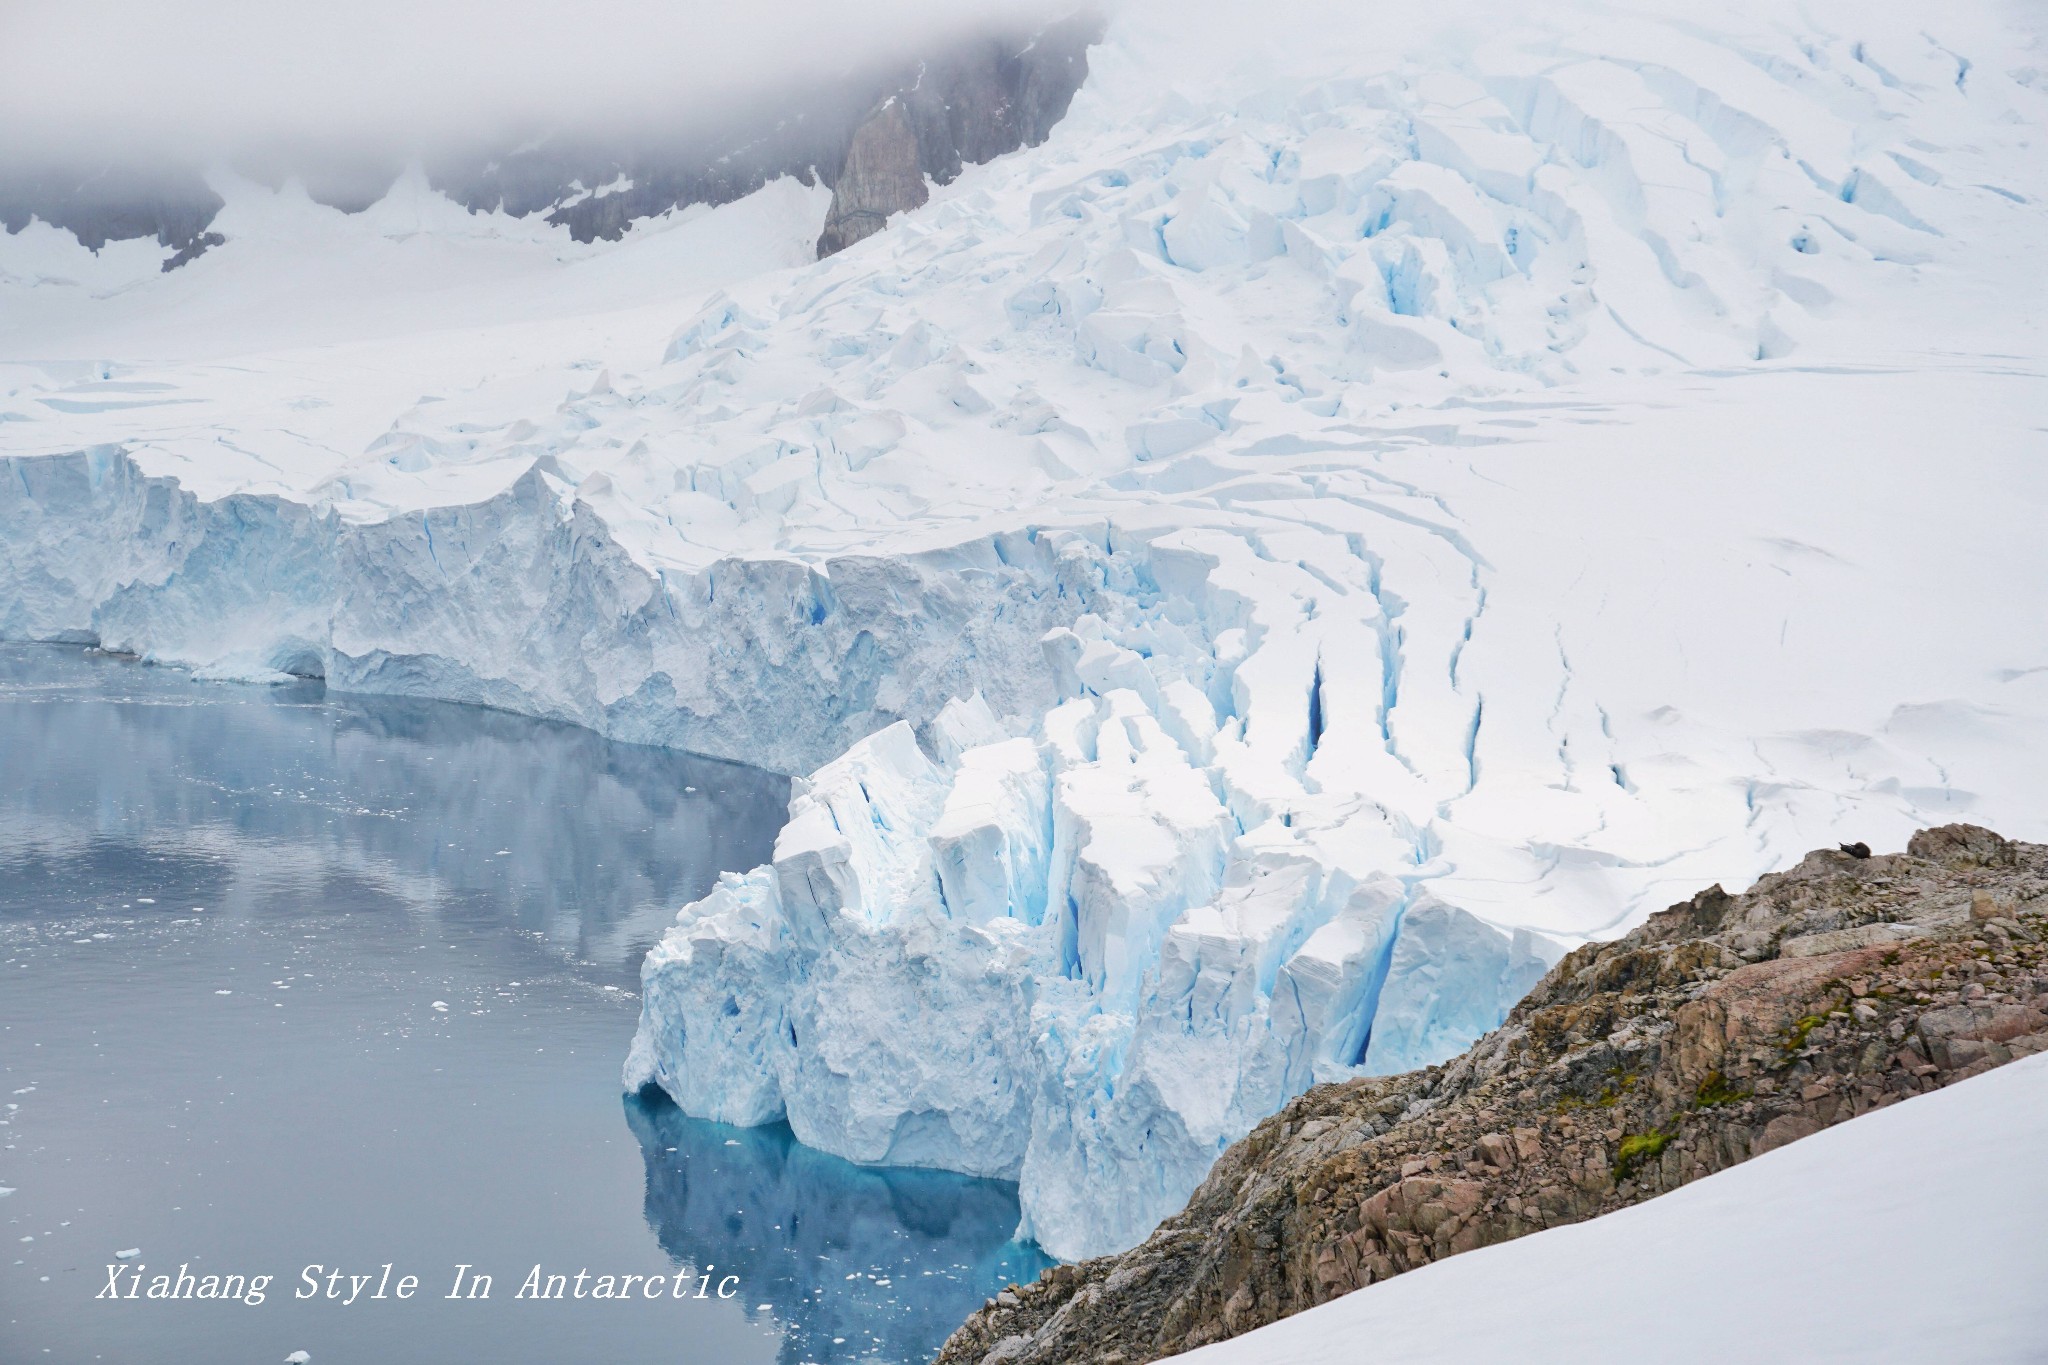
[816,99,930,258]
[817,17,1097,257]
[0,12,1098,271]
[938,825,2048,1364]
[0,166,228,272]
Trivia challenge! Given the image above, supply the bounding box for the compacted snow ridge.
[6,0,2048,1259]
[1165,1051,2048,1364]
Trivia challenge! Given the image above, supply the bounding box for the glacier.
[7,0,2048,1259]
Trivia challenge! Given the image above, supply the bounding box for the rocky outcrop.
[815,99,929,257]
[817,14,1100,257]
[938,825,2048,1364]
[0,165,226,265]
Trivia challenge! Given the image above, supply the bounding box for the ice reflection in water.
[0,645,1049,1365]
[0,643,789,973]
[628,1092,1054,1365]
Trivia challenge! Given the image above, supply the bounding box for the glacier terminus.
[5,0,2047,1264]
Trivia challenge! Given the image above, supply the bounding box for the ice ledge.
[0,445,1084,776]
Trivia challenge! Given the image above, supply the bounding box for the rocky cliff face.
[938,825,2048,1365]
[818,15,1098,257]
[815,99,930,258]
[0,166,226,270]
[2,14,1098,270]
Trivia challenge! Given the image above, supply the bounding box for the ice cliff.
[6,0,2048,1260]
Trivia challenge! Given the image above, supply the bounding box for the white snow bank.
[1167,1052,2048,1364]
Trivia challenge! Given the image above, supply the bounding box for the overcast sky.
[0,0,1087,167]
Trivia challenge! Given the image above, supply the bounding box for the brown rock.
[936,827,2048,1365]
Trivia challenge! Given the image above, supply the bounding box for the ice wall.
[620,515,1576,1259]
[2,435,1570,1258]
[0,447,1081,776]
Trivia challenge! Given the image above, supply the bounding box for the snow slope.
[6,0,2048,1259]
[1166,1050,2048,1365]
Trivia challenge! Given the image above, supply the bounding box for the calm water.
[0,646,1049,1364]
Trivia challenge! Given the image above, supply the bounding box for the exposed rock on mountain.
[819,15,1098,257]
[0,166,226,269]
[815,98,929,257]
[938,825,2048,1365]
[0,14,1098,269]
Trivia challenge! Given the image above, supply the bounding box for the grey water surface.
[0,645,1050,1365]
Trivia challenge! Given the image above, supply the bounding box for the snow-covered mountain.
[4,0,2046,1261]
[0,14,1097,266]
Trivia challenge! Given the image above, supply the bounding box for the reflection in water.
[627,1091,1055,1365]
[0,645,1052,1365]
[0,644,789,971]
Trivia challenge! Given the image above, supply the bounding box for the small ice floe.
[725,1139,740,1146]
[136,898,154,905]
[431,1001,449,1012]
[115,1247,141,1260]
[0,1187,16,1198]
[215,989,232,995]
[285,1352,312,1364]
[495,849,511,856]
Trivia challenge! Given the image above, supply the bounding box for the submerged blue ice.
[627,1094,1052,1365]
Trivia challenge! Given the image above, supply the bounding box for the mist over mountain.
[0,2,1100,265]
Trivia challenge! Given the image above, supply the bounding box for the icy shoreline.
[4,439,1575,1256]
[6,0,2047,1262]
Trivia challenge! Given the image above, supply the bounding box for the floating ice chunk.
[116,1247,140,1260]
[431,1001,449,1012]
